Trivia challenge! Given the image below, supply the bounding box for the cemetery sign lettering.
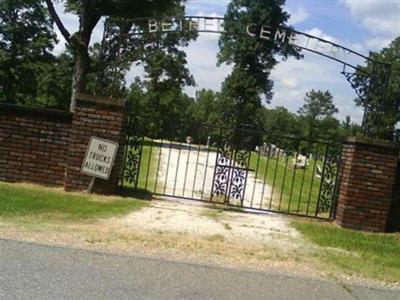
[143,16,365,67]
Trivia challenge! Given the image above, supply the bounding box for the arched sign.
[143,16,373,72]
[97,16,392,131]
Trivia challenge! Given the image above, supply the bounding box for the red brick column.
[65,94,127,193]
[335,137,399,232]
[387,158,400,232]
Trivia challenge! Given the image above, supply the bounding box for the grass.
[293,220,400,283]
[123,138,161,193]
[137,139,160,191]
[249,153,324,216]
[0,182,149,222]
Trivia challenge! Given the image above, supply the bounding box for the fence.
[120,116,341,219]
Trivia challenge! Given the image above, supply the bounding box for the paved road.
[1,239,399,300]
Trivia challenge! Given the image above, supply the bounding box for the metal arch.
[96,15,392,135]
[341,62,392,134]
[98,15,391,71]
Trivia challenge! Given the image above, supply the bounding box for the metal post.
[87,177,95,194]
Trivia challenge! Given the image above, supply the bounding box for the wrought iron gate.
[120,115,341,220]
[211,129,253,207]
[120,116,143,191]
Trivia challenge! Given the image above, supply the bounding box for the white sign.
[81,137,119,180]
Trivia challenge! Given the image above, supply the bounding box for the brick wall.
[387,157,400,232]
[0,105,72,186]
[335,138,399,232]
[65,94,127,193]
[0,94,127,193]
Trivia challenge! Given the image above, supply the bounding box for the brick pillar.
[387,158,400,232]
[335,137,399,232]
[65,94,127,194]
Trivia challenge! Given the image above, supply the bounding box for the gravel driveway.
[155,143,273,209]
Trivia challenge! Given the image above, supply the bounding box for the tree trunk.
[68,2,100,112]
[70,50,90,112]
[6,7,17,104]
[44,0,100,112]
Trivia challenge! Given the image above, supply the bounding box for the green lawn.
[122,138,161,192]
[293,220,400,283]
[0,183,148,222]
[249,153,325,217]
[137,139,161,191]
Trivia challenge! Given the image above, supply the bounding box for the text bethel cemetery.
[145,16,351,60]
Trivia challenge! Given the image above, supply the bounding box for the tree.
[44,0,186,111]
[298,89,338,140]
[127,84,195,140]
[353,36,400,140]
[122,6,197,140]
[185,89,222,143]
[218,0,301,130]
[337,115,362,140]
[260,106,300,139]
[0,0,56,104]
[35,51,74,109]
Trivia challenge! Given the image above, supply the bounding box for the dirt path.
[109,198,299,248]
[155,143,273,209]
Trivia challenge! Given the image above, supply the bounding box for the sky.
[53,0,400,124]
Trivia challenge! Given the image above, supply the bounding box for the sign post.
[81,137,119,193]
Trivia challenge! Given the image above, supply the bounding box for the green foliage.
[90,42,128,97]
[256,91,357,143]
[218,0,301,127]
[127,83,196,141]
[298,90,338,121]
[297,89,339,140]
[123,4,198,140]
[0,0,56,104]
[64,0,184,18]
[47,0,188,110]
[35,51,74,109]
[136,10,197,92]
[336,115,362,140]
[0,0,368,144]
[185,89,222,143]
[219,68,265,128]
[259,106,301,139]
[353,36,400,140]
